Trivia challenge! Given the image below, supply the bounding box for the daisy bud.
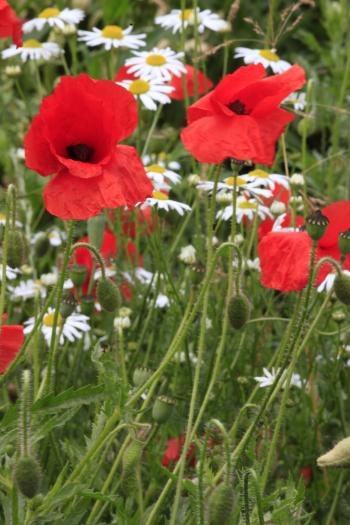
[87,214,105,251]
[190,263,205,285]
[338,229,350,256]
[60,291,77,319]
[152,395,176,423]
[305,210,329,241]
[179,245,197,265]
[61,24,77,36]
[234,233,244,246]
[5,65,21,78]
[70,264,87,287]
[332,310,346,324]
[96,278,119,312]
[270,200,286,216]
[317,437,350,468]
[228,294,250,329]
[7,229,25,268]
[81,295,95,316]
[334,273,350,306]
[208,482,235,525]
[132,366,153,387]
[188,174,201,186]
[14,456,42,498]
[34,233,50,256]
[290,173,305,187]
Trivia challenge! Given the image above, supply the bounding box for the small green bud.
[70,264,87,287]
[14,456,42,498]
[7,230,25,268]
[59,291,77,319]
[96,278,119,312]
[305,210,329,241]
[338,229,350,256]
[34,233,50,257]
[122,440,143,476]
[334,273,350,306]
[332,310,346,324]
[152,395,176,423]
[132,366,153,387]
[208,483,235,525]
[81,295,95,316]
[190,264,205,285]
[29,493,44,510]
[87,214,105,250]
[228,294,250,329]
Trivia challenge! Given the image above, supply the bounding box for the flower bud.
[70,264,87,287]
[14,456,42,498]
[121,439,143,491]
[228,294,250,329]
[5,65,21,78]
[270,200,286,216]
[338,229,350,256]
[96,278,119,312]
[290,173,305,187]
[60,291,77,319]
[317,437,350,468]
[305,210,329,241]
[332,310,346,324]
[7,230,25,268]
[188,174,201,186]
[133,366,153,387]
[334,273,350,305]
[87,214,105,250]
[152,395,176,423]
[179,245,196,265]
[208,483,235,525]
[81,295,95,316]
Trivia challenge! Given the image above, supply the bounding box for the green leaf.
[32,384,104,414]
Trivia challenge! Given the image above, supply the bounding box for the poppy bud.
[81,295,95,316]
[132,366,153,387]
[7,230,25,268]
[152,395,176,423]
[208,483,235,525]
[305,210,329,241]
[122,440,143,478]
[34,233,50,257]
[334,273,350,306]
[96,278,119,312]
[14,456,42,498]
[60,291,77,319]
[338,229,350,256]
[30,493,44,510]
[228,294,250,329]
[87,214,105,251]
[317,437,350,468]
[70,264,87,287]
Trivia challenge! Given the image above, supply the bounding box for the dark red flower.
[169,65,213,101]
[0,324,24,373]
[299,465,313,485]
[181,64,305,165]
[162,434,196,468]
[24,74,152,220]
[0,0,22,47]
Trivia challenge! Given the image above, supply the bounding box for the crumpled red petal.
[0,324,24,374]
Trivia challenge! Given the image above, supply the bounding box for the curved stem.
[71,241,106,279]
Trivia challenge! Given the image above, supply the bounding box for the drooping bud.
[333,273,350,306]
[59,291,77,319]
[208,482,235,525]
[317,437,350,468]
[338,229,350,256]
[70,264,87,287]
[152,395,176,423]
[132,366,153,387]
[87,214,105,251]
[305,210,329,241]
[96,278,119,312]
[228,294,250,329]
[14,456,42,498]
[81,295,95,316]
[7,230,25,268]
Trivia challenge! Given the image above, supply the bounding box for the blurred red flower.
[169,65,213,101]
[0,324,24,374]
[0,0,22,47]
[299,465,313,486]
[181,64,305,165]
[24,74,152,220]
[162,434,196,469]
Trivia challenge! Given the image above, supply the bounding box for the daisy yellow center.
[152,190,168,200]
[259,49,280,62]
[43,312,63,327]
[129,79,150,95]
[239,201,257,209]
[101,25,124,40]
[38,7,60,18]
[23,39,43,48]
[224,176,246,186]
[146,54,167,66]
[147,164,165,173]
[248,169,269,179]
[181,9,194,21]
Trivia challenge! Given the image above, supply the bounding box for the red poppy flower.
[120,207,155,238]
[299,465,313,485]
[162,434,196,468]
[181,64,305,165]
[114,65,138,82]
[0,0,22,47]
[0,324,24,373]
[24,74,152,220]
[169,65,213,101]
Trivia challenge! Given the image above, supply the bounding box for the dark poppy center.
[227,99,247,115]
[67,143,94,163]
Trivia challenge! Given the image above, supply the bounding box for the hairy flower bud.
[133,366,153,387]
[96,278,119,312]
[208,483,235,525]
[334,273,350,306]
[14,456,42,498]
[338,229,350,256]
[70,264,87,287]
[81,295,95,316]
[7,230,25,268]
[317,437,350,468]
[228,294,250,329]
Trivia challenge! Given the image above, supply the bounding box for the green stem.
[141,104,163,157]
[71,242,106,279]
[324,471,345,525]
[0,186,14,329]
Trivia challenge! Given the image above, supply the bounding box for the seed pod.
[7,230,25,268]
[305,210,329,241]
[317,437,350,468]
[60,291,77,319]
[81,295,95,316]
[334,273,350,306]
[132,366,153,387]
[14,456,42,498]
[70,264,87,287]
[228,294,250,329]
[96,278,119,312]
[338,229,350,256]
[152,395,176,423]
[87,214,105,250]
[208,482,235,525]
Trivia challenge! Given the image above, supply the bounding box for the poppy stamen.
[227,99,247,115]
[67,143,93,163]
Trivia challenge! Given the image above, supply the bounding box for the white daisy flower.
[117,78,173,111]
[125,47,186,82]
[139,191,191,216]
[144,162,182,191]
[0,212,22,228]
[143,154,181,172]
[179,245,196,265]
[155,293,170,309]
[78,25,146,51]
[239,169,289,191]
[23,7,85,33]
[284,92,306,111]
[94,266,116,280]
[216,196,272,223]
[317,270,350,293]
[9,279,44,300]
[0,265,20,281]
[114,315,131,331]
[155,8,227,34]
[197,176,272,199]
[245,257,261,272]
[38,270,73,289]
[2,39,62,62]
[254,367,302,389]
[234,47,291,74]
[48,228,66,247]
[24,307,90,346]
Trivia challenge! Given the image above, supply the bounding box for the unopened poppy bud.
[96,278,119,312]
[133,366,153,387]
[122,440,143,477]
[334,273,350,306]
[208,482,235,525]
[7,230,25,268]
[29,493,44,510]
[305,210,329,241]
[14,456,42,498]
[60,291,77,319]
[34,233,50,257]
[228,294,250,329]
[7,383,18,404]
[338,229,350,256]
[70,264,87,287]
[152,395,176,423]
[317,437,350,468]
[87,214,105,250]
[81,295,95,316]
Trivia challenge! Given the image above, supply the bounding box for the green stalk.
[141,104,163,157]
